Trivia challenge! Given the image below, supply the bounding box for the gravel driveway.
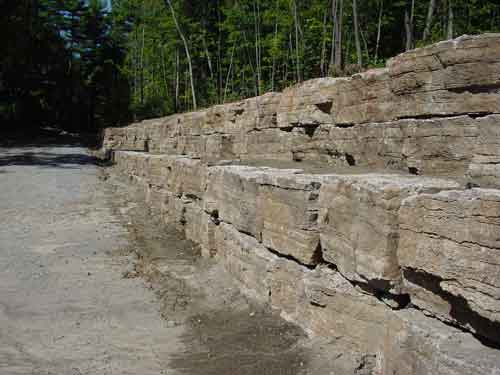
[0,143,329,375]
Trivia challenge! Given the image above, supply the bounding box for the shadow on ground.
[0,127,100,149]
[0,151,100,169]
[0,127,105,169]
[105,174,312,375]
[169,309,308,375]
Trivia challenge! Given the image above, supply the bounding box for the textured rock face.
[103,34,500,374]
[467,114,500,186]
[383,309,500,375]
[277,77,336,128]
[318,175,460,290]
[387,34,500,118]
[258,174,325,265]
[399,189,500,342]
[204,166,264,238]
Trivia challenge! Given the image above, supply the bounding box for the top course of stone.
[103,33,500,187]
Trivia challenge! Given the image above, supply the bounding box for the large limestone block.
[331,68,394,125]
[183,202,216,256]
[277,78,337,128]
[268,261,393,359]
[208,228,500,374]
[388,34,500,85]
[325,116,479,175]
[175,135,206,158]
[112,151,147,178]
[242,128,292,161]
[176,110,208,137]
[205,92,281,135]
[387,34,500,119]
[399,189,500,343]
[163,157,207,199]
[204,166,264,238]
[201,93,282,160]
[467,114,500,187]
[103,125,148,153]
[140,154,172,186]
[214,223,278,301]
[318,175,460,291]
[324,34,500,126]
[383,309,500,375]
[160,192,187,228]
[258,172,327,265]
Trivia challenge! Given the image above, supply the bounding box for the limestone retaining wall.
[103,34,500,374]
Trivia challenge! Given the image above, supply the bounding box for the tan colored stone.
[214,223,277,301]
[332,68,395,125]
[399,188,500,343]
[204,166,263,238]
[183,202,216,256]
[277,78,336,128]
[318,175,459,290]
[467,114,500,187]
[163,157,207,199]
[258,173,326,265]
[383,309,500,375]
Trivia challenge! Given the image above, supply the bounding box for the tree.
[423,0,436,40]
[164,0,197,110]
[352,0,362,66]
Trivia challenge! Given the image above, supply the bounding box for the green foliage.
[2,0,500,128]
[0,0,130,131]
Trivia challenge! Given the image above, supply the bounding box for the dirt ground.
[0,143,341,375]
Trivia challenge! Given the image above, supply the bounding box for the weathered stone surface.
[332,68,394,125]
[258,173,326,265]
[159,192,188,228]
[326,116,481,175]
[183,202,216,256]
[399,188,500,343]
[467,114,500,187]
[205,92,281,133]
[241,128,292,161]
[384,309,500,375]
[163,157,207,199]
[387,34,500,120]
[103,125,148,153]
[286,113,500,185]
[277,78,336,128]
[214,223,278,301]
[204,166,264,238]
[318,175,460,290]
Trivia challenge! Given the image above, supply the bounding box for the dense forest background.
[2,0,500,132]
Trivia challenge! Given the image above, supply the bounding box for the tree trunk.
[334,0,343,71]
[423,0,436,41]
[352,0,362,67]
[375,0,383,61]
[447,0,454,39]
[271,0,279,90]
[164,0,197,110]
[217,0,222,103]
[140,25,145,105]
[160,44,168,98]
[292,0,301,82]
[202,34,213,80]
[329,0,338,73]
[224,42,236,103]
[175,48,179,113]
[320,2,329,77]
[253,0,261,95]
[404,0,413,51]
